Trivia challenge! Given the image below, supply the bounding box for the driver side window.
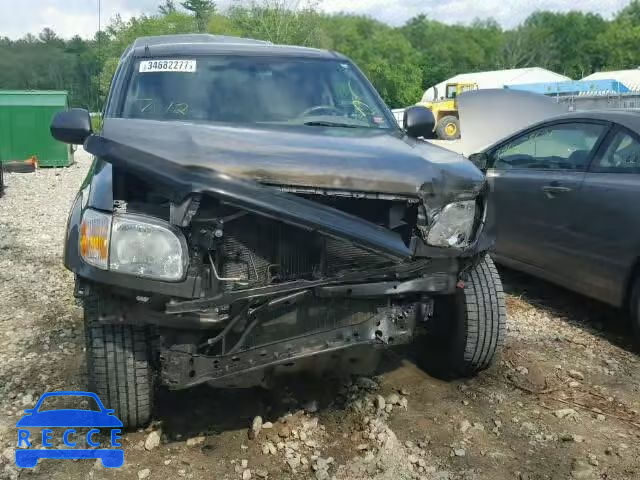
[493,123,605,171]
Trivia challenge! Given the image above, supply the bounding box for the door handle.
[541,185,571,197]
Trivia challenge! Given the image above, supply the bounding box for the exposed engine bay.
[93,170,470,388]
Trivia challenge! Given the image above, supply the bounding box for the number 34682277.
[139,59,196,73]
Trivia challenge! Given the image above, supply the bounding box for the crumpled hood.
[98,118,485,201]
[84,119,492,259]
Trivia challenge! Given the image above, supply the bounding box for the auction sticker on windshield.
[139,59,196,73]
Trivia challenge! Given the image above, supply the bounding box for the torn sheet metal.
[457,89,569,156]
[85,134,412,259]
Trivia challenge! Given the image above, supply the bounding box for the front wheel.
[435,115,461,140]
[84,292,155,428]
[418,255,507,378]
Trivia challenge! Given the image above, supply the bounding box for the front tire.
[419,255,506,378]
[84,292,155,428]
[436,115,461,140]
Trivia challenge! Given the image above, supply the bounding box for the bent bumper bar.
[164,259,458,314]
[161,304,416,389]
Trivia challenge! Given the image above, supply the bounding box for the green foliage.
[316,15,423,107]
[617,0,640,23]
[158,0,177,15]
[181,0,216,32]
[512,11,608,77]
[90,113,103,132]
[594,1,640,70]
[401,15,505,90]
[228,0,322,45]
[0,32,101,109]
[2,1,640,112]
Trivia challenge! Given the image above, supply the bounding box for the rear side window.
[493,123,605,171]
[591,129,640,174]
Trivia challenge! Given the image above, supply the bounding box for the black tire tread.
[84,292,153,428]
[462,255,507,372]
[435,115,461,140]
[419,254,506,378]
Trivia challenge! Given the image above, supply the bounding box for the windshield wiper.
[302,120,361,128]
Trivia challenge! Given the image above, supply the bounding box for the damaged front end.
[65,126,491,389]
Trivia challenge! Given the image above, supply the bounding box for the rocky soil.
[0,150,639,480]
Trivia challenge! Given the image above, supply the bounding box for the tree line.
[1,0,640,110]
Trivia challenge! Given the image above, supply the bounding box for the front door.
[486,121,608,279]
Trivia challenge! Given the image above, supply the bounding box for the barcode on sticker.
[139,59,196,73]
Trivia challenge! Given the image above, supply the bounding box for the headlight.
[79,209,188,281]
[425,200,476,248]
[110,214,188,281]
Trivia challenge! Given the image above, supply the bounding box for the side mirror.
[403,106,435,139]
[468,152,490,170]
[51,108,92,145]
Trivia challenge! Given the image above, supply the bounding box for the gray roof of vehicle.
[129,34,341,59]
[548,109,640,133]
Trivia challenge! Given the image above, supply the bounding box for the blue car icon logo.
[15,391,123,468]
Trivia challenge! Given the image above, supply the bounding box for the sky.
[0,0,632,39]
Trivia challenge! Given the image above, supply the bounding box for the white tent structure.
[421,67,571,102]
[581,69,640,92]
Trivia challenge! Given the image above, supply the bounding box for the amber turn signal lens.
[79,209,111,270]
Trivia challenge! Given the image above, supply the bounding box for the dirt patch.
[0,152,639,479]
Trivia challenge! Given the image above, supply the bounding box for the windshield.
[120,56,393,129]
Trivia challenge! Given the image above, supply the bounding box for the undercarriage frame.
[161,303,417,389]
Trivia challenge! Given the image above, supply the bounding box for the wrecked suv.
[51,34,506,428]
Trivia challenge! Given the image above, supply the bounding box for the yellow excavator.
[418,82,478,140]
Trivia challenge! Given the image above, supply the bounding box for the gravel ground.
[0,150,639,480]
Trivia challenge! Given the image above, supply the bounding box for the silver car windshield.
[122,56,392,129]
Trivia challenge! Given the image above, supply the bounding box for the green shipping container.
[0,90,71,167]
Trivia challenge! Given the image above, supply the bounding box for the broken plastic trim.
[85,135,411,260]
